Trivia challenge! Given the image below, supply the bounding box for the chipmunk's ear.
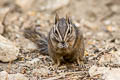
[55,13,59,24]
[66,14,71,24]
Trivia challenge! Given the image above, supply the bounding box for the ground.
[0,0,120,80]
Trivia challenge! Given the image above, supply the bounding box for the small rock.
[32,67,50,77]
[9,73,28,80]
[88,65,120,80]
[15,37,38,52]
[103,68,120,80]
[98,50,120,65]
[89,65,110,77]
[0,35,19,62]
[0,71,28,80]
[26,58,40,65]
[98,53,116,64]
[0,71,8,80]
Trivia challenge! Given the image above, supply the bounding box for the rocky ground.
[0,0,120,80]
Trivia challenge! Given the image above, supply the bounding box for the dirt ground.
[0,0,120,80]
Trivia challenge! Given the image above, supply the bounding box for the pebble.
[0,35,19,62]
[0,71,28,80]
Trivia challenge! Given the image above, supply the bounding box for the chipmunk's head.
[50,14,77,52]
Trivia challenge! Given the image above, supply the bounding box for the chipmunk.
[24,14,85,67]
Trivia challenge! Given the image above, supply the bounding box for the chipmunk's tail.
[24,28,48,55]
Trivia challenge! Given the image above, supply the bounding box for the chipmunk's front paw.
[78,63,86,68]
[77,60,86,68]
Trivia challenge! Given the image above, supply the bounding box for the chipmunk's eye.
[53,28,59,36]
[54,30,58,35]
[67,29,71,34]
[67,25,72,35]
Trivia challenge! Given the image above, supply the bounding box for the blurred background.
[0,0,119,53]
[0,0,120,39]
[0,0,120,80]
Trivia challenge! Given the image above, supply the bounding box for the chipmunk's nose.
[61,41,65,45]
[58,41,68,49]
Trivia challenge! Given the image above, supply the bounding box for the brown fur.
[48,15,85,67]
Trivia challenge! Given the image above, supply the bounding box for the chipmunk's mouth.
[57,42,68,49]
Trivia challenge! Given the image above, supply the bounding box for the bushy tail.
[24,28,48,55]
